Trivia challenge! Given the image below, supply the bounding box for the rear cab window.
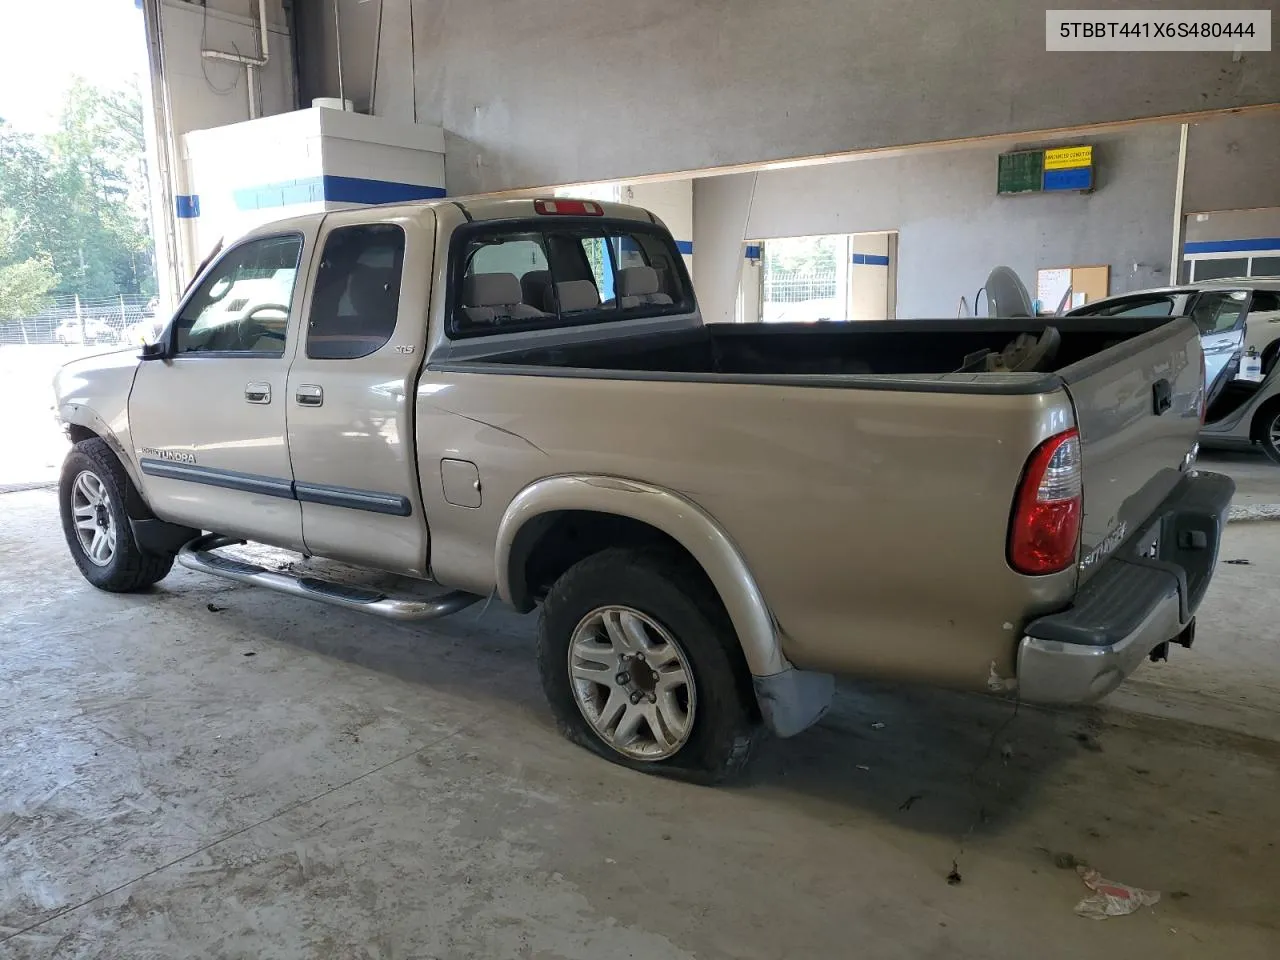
[448,217,693,337]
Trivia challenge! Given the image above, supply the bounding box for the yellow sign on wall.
[1044,145,1093,170]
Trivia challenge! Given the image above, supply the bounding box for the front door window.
[173,235,303,355]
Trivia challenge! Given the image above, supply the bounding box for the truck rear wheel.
[59,438,175,592]
[537,547,761,783]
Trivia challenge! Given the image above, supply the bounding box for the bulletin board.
[1036,264,1111,313]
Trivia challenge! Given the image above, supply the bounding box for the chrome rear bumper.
[1017,470,1233,704]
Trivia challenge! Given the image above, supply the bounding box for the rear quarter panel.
[416,372,1078,690]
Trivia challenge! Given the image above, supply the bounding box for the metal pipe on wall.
[333,0,347,109]
[200,0,271,118]
[369,0,385,114]
[1170,123,1190,283]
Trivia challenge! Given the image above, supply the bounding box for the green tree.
[0,212,58,320]
[0,75,155,303]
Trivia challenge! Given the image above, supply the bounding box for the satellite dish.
[983,266,1035,318]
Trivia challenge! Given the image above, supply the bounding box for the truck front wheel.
[59,438,175,592]
[537,547,761,783]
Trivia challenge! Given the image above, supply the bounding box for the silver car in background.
[1068,279,1280,463]
[1197,347,1280,464]
[1066,279,1280,389]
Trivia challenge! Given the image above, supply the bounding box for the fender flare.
[58,403,147,506]
[495,475,788,678]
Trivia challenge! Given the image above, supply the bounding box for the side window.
[1090,295,1176,318]
[1248,291,1280,315]
[1189,291,1248,335]
[306,224,406,360]
[173,235,303,355]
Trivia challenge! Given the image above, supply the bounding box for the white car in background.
[1065,278,1280,388]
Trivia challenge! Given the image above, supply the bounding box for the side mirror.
[139,342,167,361]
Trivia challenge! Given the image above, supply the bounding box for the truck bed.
[424,313,1205,674]
[445,316,1171,386]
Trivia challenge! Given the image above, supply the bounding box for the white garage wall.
[296,0,1280,196]
[720,126,1183,319]
[1184,112,1280,215]
[159,0,294,137]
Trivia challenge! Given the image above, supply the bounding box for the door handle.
[245,381,271,404]
[296,384,324,407]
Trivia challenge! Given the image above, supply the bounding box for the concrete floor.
[3,481,1280,959]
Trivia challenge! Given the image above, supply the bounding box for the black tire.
[537,547,761,783]
[1255,403,1280,465]
[59,438,175,591]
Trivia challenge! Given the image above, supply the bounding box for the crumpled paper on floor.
[1074,865,1161,919]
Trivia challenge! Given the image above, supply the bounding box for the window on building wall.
[1251,257,1280,278]
[1192,258,1249,281]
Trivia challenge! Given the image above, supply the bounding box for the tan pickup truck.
[54,198,1233,781]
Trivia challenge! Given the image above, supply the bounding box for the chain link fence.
[0,294,162,347]
[761,266,840,323]
[1,295,164,485]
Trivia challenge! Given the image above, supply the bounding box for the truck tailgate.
[1061,317,1203,586]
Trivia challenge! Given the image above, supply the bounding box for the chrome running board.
[177,534,481,621]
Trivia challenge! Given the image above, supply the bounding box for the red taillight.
[534,199,604,216]
[1009,428,1082,576]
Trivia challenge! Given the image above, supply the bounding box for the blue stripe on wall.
[323,175,447,205]
[232,175,446,212]
[175,195,200,219]
[1185,237,1280,255]
[674,240,693,255]
[852,253,890,266]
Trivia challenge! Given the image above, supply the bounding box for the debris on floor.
[1073,731,1104,752]
[898,793,922,811]
[1050,850,1085,870]
[242,651,256,657]
[1074,865,1160,919]
[1225,558,1252,565]
[206,603,226,612]
[855,764,870,771]
[946,861,962,885]
[870,721,885,730]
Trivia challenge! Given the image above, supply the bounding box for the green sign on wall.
[997,150,1045,195]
